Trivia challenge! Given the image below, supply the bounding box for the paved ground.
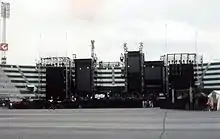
[0,108,220,139]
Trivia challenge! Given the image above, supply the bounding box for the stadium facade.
[198,62,220,91]
[94,62,125,93]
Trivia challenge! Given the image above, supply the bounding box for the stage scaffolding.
[36,55,76,99]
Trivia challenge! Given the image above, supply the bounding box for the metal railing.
[0,67,21,97]
[16,65,29,85]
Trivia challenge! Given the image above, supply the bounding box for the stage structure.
[75,59,93,97]
[37,56,75,101]
[160,53,203,109]
[124,42,145,97]
[143,61,164,98]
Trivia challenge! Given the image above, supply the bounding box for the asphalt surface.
[0,108,220,139]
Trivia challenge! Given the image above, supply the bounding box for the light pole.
[37,33,43,98]
[0,2,10,64]
[164,24,169,98]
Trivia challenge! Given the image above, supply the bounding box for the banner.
[0,43,8,51]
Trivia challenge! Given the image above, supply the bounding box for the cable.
[159,111,167,139]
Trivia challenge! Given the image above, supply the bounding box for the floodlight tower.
[0,2,10,64]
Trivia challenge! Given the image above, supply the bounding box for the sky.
[3,0,220,65]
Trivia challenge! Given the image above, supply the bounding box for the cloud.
[166,0,220,30]
[4,0,220,64]
[71,0,104,21]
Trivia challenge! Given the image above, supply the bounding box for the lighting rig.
[37,56,75,99]
[139,42,145,95]
[91,40,98,93]
[160,53,203,107]
[122,43,128,93]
